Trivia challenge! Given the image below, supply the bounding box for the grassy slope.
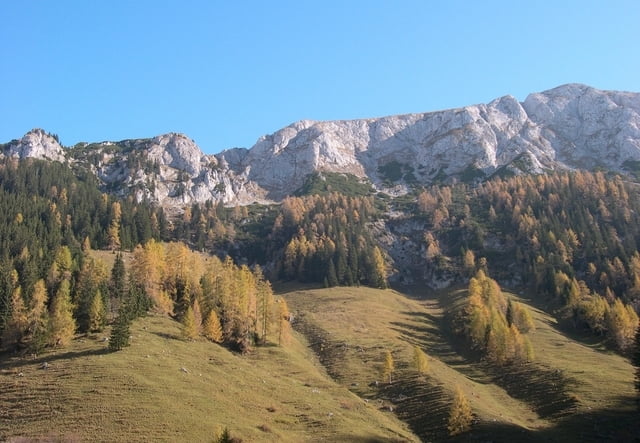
[0,314,417,442]
[284,286,638,442]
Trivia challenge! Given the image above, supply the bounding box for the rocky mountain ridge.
[2,83,640,207]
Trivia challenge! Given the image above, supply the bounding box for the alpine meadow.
[2,84,640,442]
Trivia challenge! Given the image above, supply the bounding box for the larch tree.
[256,276,274,344]
[88,290,106,333]
[382,350,395,384]
[181,305,198,340]
[203,310,223,343]
[447,385,473,436]
[277,298,291,346]
[48,279,76,347]
[1,284,28,349]
[192,298,203,337]
[370,246,388,289]
[413,346,429,375]
[634,320,640,410]
[27,279,49,352]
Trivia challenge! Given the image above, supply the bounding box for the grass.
[0,313,416,442]
[284,286,639,442]
[1,283,637,442]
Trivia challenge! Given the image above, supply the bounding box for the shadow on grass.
[0,347,110,370]
[151,331,181,341]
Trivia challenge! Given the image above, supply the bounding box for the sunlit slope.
[284,286,638,442]
[0,314,417,442]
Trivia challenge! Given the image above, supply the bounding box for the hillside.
[0,312,417,442]
[284,286,638,442]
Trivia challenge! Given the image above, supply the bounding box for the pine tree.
[447,386,473,436]
[413,346,429,375]
[203,310,223,343]
[382,350,395,384]
[48,279,76,347]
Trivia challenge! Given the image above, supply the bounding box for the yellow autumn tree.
[203,310,223,343]
[413,346,429,375]
[2,283,28,348]
[48,279,76,347]
[382,350,395,384]
[88,291,106,332]
[182,306,198,340]
[277,298,291,346]
[447,386,473,436]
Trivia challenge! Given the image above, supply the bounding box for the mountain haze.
[2,84,640,206]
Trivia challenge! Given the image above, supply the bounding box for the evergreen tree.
[327,260,339,287]
[382,350,395,384]
[447,386,473,436]
[109,305,131,352]
[48,279,76,347]
[109,252,127,312]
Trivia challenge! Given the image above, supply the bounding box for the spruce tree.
[109,306,131,352]
[109,252,127,308]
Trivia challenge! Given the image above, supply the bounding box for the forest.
[0,158,639,358]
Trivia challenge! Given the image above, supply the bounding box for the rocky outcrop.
[1,129,65,162]
[3,84,640,207]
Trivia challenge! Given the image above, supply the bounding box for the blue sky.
[1,1,639,154]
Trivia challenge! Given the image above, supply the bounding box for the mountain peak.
[2,84,640,207]
[1,128,65,162]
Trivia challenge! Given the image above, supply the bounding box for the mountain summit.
[2,84,640,206]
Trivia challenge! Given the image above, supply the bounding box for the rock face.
[3,84,640,206]
[222,84,640,200]
[1,129,65,162]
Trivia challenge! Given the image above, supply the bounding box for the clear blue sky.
[1,1,639,154]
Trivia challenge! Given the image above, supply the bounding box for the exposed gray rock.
[2,128,65,162]
[3,84,640,207]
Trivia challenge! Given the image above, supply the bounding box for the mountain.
[2,84,640,206]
